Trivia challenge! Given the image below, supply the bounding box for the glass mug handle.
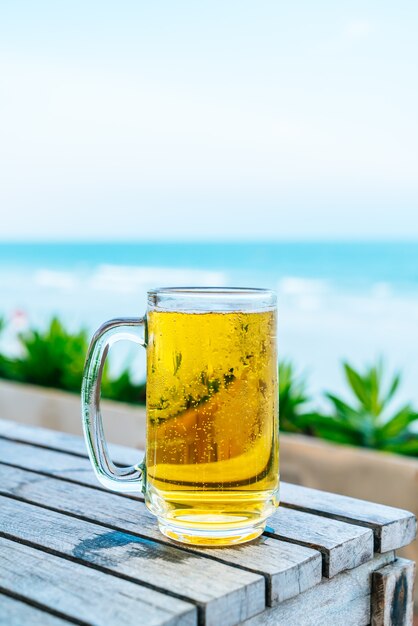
[81,317,146,493]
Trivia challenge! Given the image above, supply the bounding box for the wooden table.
[0,419,416,626]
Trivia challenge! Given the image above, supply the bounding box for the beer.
[145,309,279,544]
[82,287,278,546]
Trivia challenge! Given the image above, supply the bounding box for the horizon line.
[1,238,418,245]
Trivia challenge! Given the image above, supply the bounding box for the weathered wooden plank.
[371,558,416,626]
[0,417,140,465]
[0,463,322,606]
[0,438,100,487]
[0,595,72,626]
[266,505,373,577]
[240,552,396,626]
[1,420,415,555]
[0,437,412,590]
[188,537,321,606]
[281,482,417,553]
[0,537,196,626]
[0,495,265,626]
[0,441,380,584]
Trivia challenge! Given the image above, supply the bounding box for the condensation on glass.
[82,287,279,546]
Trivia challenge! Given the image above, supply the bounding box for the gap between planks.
[0,420,415,554]
[0,436,388,582]
[0,491,268,626]
[0,448,373,581]
[0,537,197,626]
[0,479,321,609]
[0,433,410,575]
[0,588,88,626]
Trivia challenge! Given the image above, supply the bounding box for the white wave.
[277,276,329,296]
[34,270,79,290]
[276,276,330,312]
[89,265,227,293]
[371,282,392,298]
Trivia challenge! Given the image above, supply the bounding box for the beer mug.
[81,287,279,546]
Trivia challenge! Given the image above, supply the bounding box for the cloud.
[345,20,373,39]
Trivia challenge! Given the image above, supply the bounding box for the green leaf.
[324,393,359,422]
[382,437,418,457]
[343,363,368,403]
[384,371,401,406]
[299,412,361,445]
[278,360,311,434]
[379,406,418,439]
[313,428,360,446]
[369,362,382,415]
[296,412,361,438]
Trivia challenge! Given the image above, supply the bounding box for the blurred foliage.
[0,317,417,456]
[0,317,15,381]
[15,317,89,392]
[278,360,311,434]
[0,317,146,404]
[295,360,418,457]
[101,368,146,405]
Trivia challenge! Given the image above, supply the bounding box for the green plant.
[1,316,417,456]
[0,316,147,404]
[13,317,89,392]
[301,361,418,456]
[101,369,146,405]
[279,360,311,433]
[0,317,15,381]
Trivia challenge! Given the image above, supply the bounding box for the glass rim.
[147,286,277,312]
[148,286,275,296]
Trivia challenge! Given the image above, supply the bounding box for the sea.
[1,241,418,406]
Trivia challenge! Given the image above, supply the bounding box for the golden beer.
[82,287,279,546]
[145,309,279,544]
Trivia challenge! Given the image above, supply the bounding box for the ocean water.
[1,241,418,405]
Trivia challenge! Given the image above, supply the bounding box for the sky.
[0,1,417,241]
